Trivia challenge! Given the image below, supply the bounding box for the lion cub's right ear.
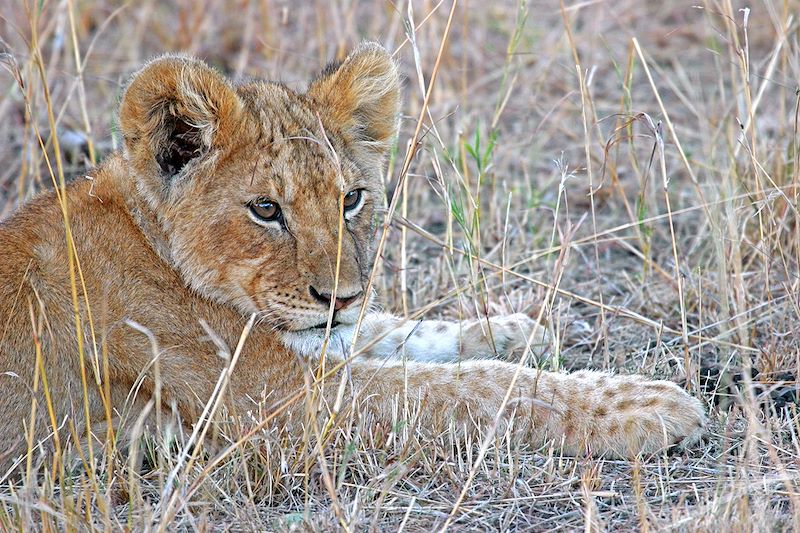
[307,43,400,159]
[119,55,242,193]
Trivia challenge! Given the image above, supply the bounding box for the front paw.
[574,372,706,456]
[487,313,550,358]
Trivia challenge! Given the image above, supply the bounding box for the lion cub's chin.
[281,307,362,332]
[280,323,360,359]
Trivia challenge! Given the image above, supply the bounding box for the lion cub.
[0,44,704,469]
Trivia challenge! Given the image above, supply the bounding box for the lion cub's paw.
[579,373,706,456]
[486,313,550,358]
[633,380,706,454]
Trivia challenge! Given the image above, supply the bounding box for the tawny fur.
[0,44,705,471]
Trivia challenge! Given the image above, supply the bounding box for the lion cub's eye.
[249,199,282,223]
[343,189,363,213]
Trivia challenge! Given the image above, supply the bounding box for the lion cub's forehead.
[237,82,326,143]
[233,82,358,199]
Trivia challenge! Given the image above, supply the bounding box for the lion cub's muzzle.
[278,285,364,331]
[308,285,363,312]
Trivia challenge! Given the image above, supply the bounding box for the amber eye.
[249,199,282,223]
[343,189,363,213]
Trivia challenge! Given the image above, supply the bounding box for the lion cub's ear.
[119,55,242,186]
[308,42,401,156]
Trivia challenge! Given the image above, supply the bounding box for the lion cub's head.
[118,44,400,331]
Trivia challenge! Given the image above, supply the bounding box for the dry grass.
[1,0,800,530]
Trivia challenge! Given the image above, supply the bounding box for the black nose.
[309,286,362,311]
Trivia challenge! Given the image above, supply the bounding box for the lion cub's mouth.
[310,320,341,330]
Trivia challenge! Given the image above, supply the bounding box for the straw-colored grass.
[1,0,799,530]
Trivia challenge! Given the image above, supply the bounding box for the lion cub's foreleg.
[322,358,705,458]
[282,312,549,362]
[282,313,705,456]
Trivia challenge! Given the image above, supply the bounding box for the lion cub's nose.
[309,286,362,311]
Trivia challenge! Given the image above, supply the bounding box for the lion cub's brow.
[239,140,355,204]
[224,76,385,206]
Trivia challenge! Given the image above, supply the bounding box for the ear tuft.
[155,117,203,177]
[308,42,401,153]
[119,55,242,182]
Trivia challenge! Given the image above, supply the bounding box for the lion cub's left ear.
[119,55,243,192]
[308,42,401,156]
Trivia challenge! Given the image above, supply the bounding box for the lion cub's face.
[119,45,400,331]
